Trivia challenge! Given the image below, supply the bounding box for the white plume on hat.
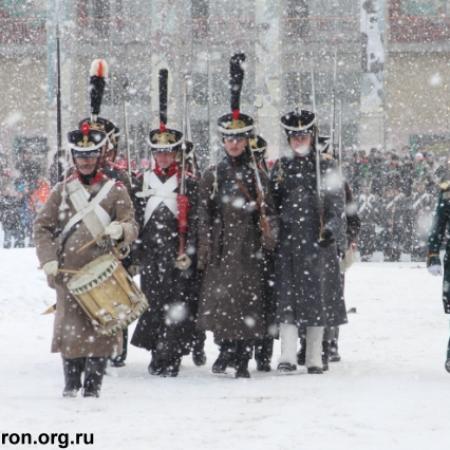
[89,59,109,78]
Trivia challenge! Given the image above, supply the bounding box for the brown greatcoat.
[197,151,276,342]
[34,171,138,359]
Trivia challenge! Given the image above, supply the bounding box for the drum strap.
[61,179,115,241]
[137,172,178,226]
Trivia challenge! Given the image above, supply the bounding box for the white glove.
[43,260,58,276]
[104,221,123,240]
[428,265,442,276]
[175,254,192,271]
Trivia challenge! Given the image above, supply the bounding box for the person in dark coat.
[296,137,355,369]
[0,186,22,248]
[196,53,277,378]
[131,68,199,377]
[427,179,450,373]
[270,110,347,374]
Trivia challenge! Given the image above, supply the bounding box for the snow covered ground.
[1,248,450,450]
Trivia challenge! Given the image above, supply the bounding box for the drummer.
[33,124,138,398]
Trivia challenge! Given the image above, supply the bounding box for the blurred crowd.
[0,146,446,260]
[343,147,444,262]
[0,151,50,248]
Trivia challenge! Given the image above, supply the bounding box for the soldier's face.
[224,136,247,157]
[75,156,98,175]
[289,134,312,153]
[154,151,177,169]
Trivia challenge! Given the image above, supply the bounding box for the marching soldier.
[427,180,450,373]
[78,59,134,368]
[196,53,277,378]
[131,69,199,377]
[295,136,355,369]
[215,135,276,372]
[34,125,138,397]
[271,111,347,374]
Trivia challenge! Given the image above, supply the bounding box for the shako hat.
[68,122,108,158]
[280,109,316,136]
[149,68,183,152]
[217,53,254,137]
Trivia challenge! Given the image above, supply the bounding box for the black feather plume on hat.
[159,68,168,131]
[230,53,246,118]
[89,59,108,119]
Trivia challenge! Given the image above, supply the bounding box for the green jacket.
[428,182,450,314]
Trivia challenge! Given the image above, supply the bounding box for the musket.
[56,23,62,182]
[122,79,132,178]
[337,99,343,178]
[183,76,198,177]
[247,147,275,249]
[311,62,324,236]
[329,49,338,159]
[180,75,189,195]
[176,73,190,262]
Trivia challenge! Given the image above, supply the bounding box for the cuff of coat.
[121,222,138,244]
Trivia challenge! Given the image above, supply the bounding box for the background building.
[1,0,449,180]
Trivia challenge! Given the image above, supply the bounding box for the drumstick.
[41,304,56,315]
[76,219,128,254]
[75,237,98,254]
[57,268,83,275]
[37,266,82,275]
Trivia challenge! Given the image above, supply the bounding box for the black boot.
[235,358,250,378]
[212,351,230,374]
[62,358,84,398]
[83,357,107,398]
[297,338,306,366]
[164,357,181,377]
[212,341,234,374]
[307,366,324,374]
[322,341,330,372]
[192,339,207,367]
[256,359,271,372]
[255,337,273,372]
[235,341,252,378]
[110,328,128,367]
[148,351,165,376]
[329,339,341,363]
